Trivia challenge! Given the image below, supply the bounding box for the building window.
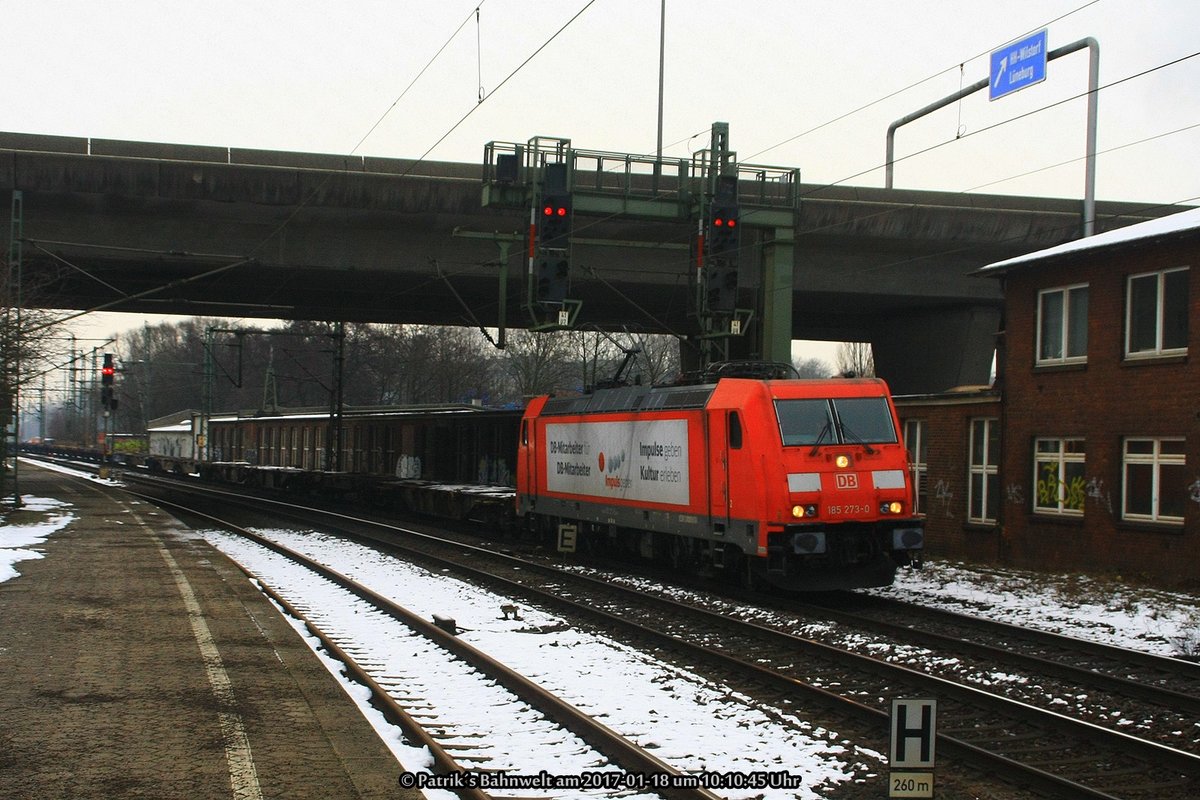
[903,419,927,514]
[1126,267,1189,358]
[1037,284,1088,364]
[968,418,999,524]
[1034,438,1086,515]
[1122,438,1186,523]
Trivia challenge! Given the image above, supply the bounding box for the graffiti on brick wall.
[1006,483,1025,506]
[1086,477,1114,515]
[395,454,422,479]
[934,479,954,518]
[1189,478,1200,505]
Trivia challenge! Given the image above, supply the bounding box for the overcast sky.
[7,0,1199,361]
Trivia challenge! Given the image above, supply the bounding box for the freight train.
[29,370,923,591]
[517,374,923,591]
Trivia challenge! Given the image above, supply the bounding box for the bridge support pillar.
[760,227,796,365]
[871,305,1001,395]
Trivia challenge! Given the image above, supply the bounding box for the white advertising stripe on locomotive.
[787,472,821,492]
[546,419,690,505]
[872,469,907,489]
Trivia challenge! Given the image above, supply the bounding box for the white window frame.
[903,419,927,514]
[1033,438,1086,516]
[1036,284,1089,365]
[968,418,999,524]
[1122,438,1186,524]
[1125,267,1189,359]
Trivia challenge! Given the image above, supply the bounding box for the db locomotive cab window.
[728,411,743,449]
[775,396,897,447]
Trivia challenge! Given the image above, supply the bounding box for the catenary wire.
[349,1,490,157]
[549,14,1194,276]
[962,121,1200,194]
[36,3,1199,371]
[743,0,1101,162]
[800,49,1200,199]
[34,0,595,349]
[406,1,597,170]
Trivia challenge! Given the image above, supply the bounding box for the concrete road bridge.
[1,131,1179,394]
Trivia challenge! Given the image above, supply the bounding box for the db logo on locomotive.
[835,473,859,490]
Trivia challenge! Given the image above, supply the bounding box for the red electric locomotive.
[517,375,924,591]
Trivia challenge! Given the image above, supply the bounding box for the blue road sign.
[990,29,1048,101]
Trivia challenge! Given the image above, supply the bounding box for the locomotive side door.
[707,409,732,534]
[519,418,536,508]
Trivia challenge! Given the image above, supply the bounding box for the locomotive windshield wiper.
[838,422,877,455]
[808,420,832,456]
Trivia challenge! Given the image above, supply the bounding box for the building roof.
[980,206,1200,274]
[147,422,192,434]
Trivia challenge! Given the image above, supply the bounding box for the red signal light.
[102,367,115,377]
[713,217,725,227]
[543,205,554,216]
[556,206,567,217]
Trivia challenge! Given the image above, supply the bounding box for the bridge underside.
[2,134,1178,394]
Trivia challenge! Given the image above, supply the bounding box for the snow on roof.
[980,206,1200,273]
[147,422,192,433]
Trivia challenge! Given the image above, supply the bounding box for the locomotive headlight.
[791,504,819,519]
[835,455,850,469]
[880,501,904,515]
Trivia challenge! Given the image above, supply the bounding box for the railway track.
[138,491,722,800]
[796,593,1200,730]
[93,468,1200,798]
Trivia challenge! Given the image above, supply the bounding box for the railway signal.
[100,353,118,411]
[533,188,572,305]
[539,192,571,248]
[705,196,740,312]
[534,249,570,305]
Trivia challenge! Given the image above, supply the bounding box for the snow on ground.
[204,527,864,799]
[0,495,76,583]
[7,462,1200,797]
[874,561,1200,659]
[15,456,126,487]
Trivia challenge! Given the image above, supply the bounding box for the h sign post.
[890,698,936,798]
[891,698,936,767]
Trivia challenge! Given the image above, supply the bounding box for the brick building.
[895,207,1198,588]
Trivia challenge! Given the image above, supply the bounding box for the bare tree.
[835,341,875,377]
[569,329,621,391]
[500,329,575,399]
[629,332,681,386]
[2,253,74,500]
[793,356,833,378]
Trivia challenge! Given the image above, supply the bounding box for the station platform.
[0,462,421,800]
